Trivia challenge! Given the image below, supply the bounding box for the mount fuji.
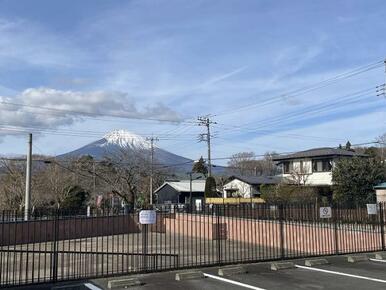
[57,130,226,175]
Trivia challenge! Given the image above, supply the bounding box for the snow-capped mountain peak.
[57,129,226,174]
[103,130,151,150]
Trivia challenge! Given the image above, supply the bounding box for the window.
[283,161,293,174]
[312,159,332,172]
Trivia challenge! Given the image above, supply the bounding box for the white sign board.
[195,199,202,211]
[367,204,378,215]
[319,207,332,219]
[139,210,156,224]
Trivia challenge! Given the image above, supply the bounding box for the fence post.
[216,205,222,265]
[142,224,148,271]
[52,210,59,283]
[279,204,285,259]
[380,203,385,251]
[333,206,339,255]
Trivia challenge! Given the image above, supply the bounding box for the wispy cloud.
[200,66,248,87]
[0,18,83,69]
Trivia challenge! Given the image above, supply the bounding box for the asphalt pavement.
[9,253,386,290]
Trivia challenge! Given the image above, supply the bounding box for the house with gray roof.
[273,147,367,186]
[155,179,207,205]
[223,175,283,198]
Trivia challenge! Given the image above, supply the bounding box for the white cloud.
[0,87,181,140]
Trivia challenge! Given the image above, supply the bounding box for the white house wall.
[279,158,334,186]
[223,179,259,198]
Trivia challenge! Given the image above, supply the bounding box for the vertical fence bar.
[216,205,221,265]
[380,203,385,251]
[333,205,339,255]
[52,211,59,283]
[142,224,148,272]
[279,204,285,259]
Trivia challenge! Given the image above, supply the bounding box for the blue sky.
[0,0,385,164]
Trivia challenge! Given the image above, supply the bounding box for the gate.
[0,203,385,288]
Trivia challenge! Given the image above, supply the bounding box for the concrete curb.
[271,261,295,271]
[304,258,329,267]
[347,255,369,263]
[175,271,205,281]
[375,252,386,260]
[218,266,247,276]
[107,278,142,289]
[51,284,87,290]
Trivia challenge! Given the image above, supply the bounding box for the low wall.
[0,215,140,246]
[163,214,382,254]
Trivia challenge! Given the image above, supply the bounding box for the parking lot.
[13,252,386,290]
[92,254,386,290]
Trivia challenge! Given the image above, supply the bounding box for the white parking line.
[203,273,266,290]
[295,265,386,283]
[370,258,386,263]
[84,283,103,290]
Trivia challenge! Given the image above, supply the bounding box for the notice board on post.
[139,210,157,224]
[319,207,332,219]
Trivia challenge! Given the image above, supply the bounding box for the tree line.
[0,149,169,212]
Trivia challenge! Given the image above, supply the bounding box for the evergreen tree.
[345,141,353,151]
[192,156,208,176]
[364,147,378,159]
[332,157,385,206]
[61,185,90,210]
[204,176,218,198]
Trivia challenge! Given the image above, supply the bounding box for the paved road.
[10,253,386,290]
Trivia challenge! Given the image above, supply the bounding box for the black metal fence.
[0,203,385,288]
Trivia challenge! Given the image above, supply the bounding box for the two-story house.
[273,147,367,186]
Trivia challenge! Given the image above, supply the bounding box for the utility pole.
[376,59,386,161]
[146,136,159,206]
[197,116,216,177]
[383,59,386,161]
[24,133,32,221]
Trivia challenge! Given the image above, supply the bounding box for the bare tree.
[82,148,166,209]
[227,151,279,176]
[0,147,171,211]
[288,163,311,186]
[256,152,280,176]
[35,161,80,209]
[377,133,386,161]
[227,152,258,175]
[0,160,25,210]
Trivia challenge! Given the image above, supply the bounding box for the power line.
[218,87,375,131]
[214,86,380,137]
[212,60,384,117]
[0,124,200,140]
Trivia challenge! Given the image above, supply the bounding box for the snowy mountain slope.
[57,130,226,174]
